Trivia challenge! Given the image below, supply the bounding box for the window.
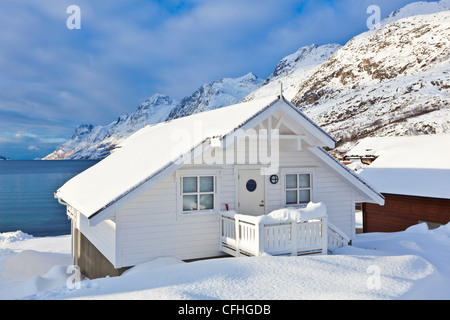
[181,176,216,212]
[285,173,312,206]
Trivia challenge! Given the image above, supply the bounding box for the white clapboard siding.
[264,145,355,237]
[116,169,235,268]
[78,213,117,265]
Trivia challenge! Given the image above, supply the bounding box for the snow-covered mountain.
[45,74,262,160]
[289,3,450,149]
[45,94,179,160]
[244,0,450,151]
[168,72,262,120]
[244,44,341,101]
[46,0,450,160]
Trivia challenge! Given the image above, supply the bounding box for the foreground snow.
[0,223,449,300]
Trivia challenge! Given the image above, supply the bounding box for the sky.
[0,0,439,159]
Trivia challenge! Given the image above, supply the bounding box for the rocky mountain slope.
[244,44,341,101]
[290,6,450,149]
[245,0,450,150]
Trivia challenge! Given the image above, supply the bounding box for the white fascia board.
[308,147,385,205]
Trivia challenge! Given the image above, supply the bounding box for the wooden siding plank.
[364,193,450,233]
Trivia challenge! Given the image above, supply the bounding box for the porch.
[219,204,350,257]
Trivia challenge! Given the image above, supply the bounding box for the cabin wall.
[115,169,234,268]
[115,138,356,268]
[265,144,355,238]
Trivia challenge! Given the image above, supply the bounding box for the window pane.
[199,194,214,210]
[183,177,197,193]
[286,190,297,205]
[286,174,297,189]
[183,195,198,211]
[299,174,311,188]
[299,190,311,204]
[200,176,214,192]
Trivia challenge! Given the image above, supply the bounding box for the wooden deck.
[220,213,350,257]
[220,213,329,257]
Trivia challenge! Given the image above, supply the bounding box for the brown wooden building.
[363,194,450,233]
[348,135,450,233]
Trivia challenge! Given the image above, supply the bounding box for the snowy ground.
[0,222,449,300]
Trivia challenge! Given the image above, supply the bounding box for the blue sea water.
[0,160,98,237]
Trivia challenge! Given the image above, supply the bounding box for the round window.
[246,179,257,192]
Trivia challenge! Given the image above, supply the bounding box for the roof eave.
[308,147,385,206]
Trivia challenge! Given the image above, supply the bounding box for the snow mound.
[123,257,185,277]
[404,222,430,234]
[263,202,327,223]
[0,231,34,245]
[16,265,71,299]
[2,250,71,282]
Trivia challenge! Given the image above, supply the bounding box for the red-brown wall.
[363,193,450,233]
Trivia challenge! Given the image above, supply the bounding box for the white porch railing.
[327,221,351,252]
[220,213,328,257]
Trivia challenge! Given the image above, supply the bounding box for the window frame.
[176,170,220,216]
[281,168,315,207]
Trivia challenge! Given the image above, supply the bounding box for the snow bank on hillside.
[0,222,449,300]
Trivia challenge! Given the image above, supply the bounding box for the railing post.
[235,217,241,257]
[321,218,328,255]
[291,221,298,256]
[255,222,265,256]
[219,215,223,252]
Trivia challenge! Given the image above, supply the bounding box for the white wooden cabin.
[56,95,384,279]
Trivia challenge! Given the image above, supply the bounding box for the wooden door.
[238,169,265,216]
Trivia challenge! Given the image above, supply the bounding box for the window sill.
[285,204,308,209]
[178,210,220,218]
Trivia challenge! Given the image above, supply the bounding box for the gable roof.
[59,95,387,225]
[56,96,337,223]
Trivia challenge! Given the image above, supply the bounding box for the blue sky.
[0,0,438,159]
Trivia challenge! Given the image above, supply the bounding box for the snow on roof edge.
[83,98,281,221]
[314,147,385,204]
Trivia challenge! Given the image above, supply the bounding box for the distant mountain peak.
[45,73,261,160]
[245,43,341,101]
[166,72,263,121]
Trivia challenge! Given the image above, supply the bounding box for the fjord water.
[0,160,98,237]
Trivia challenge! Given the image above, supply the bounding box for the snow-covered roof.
[56,95,337,223]
[350,135,450,199]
